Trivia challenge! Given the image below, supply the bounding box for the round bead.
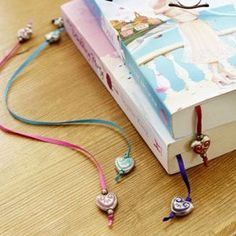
[17,23,33,43]
[51,17,64,28]
[101,189,108,195]
[107,209,114,215]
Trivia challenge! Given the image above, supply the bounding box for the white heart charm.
[115,156,135,174]
[45,31,61,43]
[191,134,211,156]
[171,197,194,216]
[96,192,118,212]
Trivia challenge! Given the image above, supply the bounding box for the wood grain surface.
[0,0,235,235]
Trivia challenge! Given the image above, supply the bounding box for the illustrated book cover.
[61,0,236,173]
[86,0,236,139]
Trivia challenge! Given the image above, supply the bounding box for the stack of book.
[61,0,236,174]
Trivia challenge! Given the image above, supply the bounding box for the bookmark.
[0,123,118,226]
[0,18,135,227]
[164,105,210,221]
[163,154,194,221]
[3,18,135,182]
[0,22,33,69]
[191,105,211,167]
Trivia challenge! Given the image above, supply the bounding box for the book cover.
[61,0,236,174]
[86,0,236,139]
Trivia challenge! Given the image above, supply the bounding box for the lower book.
[61,0,236,174]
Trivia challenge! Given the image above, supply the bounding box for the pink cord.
[0,124,107,190]
[0,42,21,69]
[0,21,118,226]
[0,123,114,224]
[0,21,33,69]
[108,214,114,227]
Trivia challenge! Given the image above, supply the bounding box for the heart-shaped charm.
[191,134,211,156]
[96,192,118,212]
[45,31,61,44]
[115,156,135,174]
[171,197,194,216]
[17,23,33,43]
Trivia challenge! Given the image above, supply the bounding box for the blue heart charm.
[115,156,135,174]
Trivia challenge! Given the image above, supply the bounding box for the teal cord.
[3,28,132,165]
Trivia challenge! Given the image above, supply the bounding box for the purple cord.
[163,154,192,222]
[176,154,192,201]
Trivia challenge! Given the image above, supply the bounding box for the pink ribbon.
[0,24,114,225]
[0,42,21,68]
[0,124,107,190]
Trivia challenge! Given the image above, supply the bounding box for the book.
[61,0,236,174]
[85,0,236,139]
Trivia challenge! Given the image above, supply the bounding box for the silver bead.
[107,209,114,215]
[101,189,108,195]
[17,23,33,43]
[171,197,194,217]
[45,31,61,44]
[52,17,64,28]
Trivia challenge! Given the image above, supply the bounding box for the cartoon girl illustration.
[150,0,236,85]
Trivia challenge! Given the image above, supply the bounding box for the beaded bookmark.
[0,22,33,69]
[4,18,135,182]
[0,123,118,226]
[191,106,211,167]
[163,105,211,221]
[163,154,194,221]
[0,19,136,227]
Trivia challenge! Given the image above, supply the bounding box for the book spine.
[62,11,169,173]
[85,0,125,59]
[85,0,174,136]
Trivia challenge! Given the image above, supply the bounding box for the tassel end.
[115,171,125,183]
[163,212,175,222]
[108,214,114,227]
[202,156,209,167]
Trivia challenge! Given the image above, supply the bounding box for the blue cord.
[3,28,132,160]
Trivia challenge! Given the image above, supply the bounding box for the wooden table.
[0,1,235,235]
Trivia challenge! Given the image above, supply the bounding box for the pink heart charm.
[96,192,118,212]
[191,134,211,156]
[17,23,33,43]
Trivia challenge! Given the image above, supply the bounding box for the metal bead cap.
[45,31,61,44]
[52,17,64,28]
[17,23,33,43]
